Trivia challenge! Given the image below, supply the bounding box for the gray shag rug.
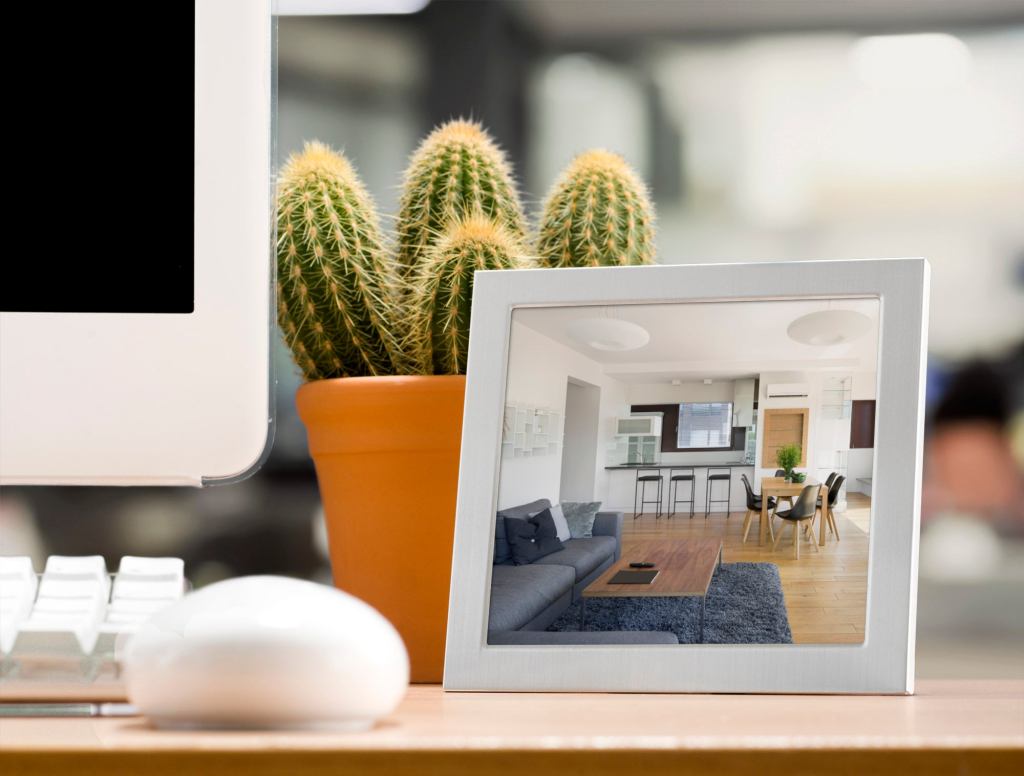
[548,562,792,644]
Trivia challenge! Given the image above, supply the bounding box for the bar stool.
[705,467,732,518]
[633,468,664,519]
[667,468,695,518]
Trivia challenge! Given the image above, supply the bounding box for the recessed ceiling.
[512,298,880,383]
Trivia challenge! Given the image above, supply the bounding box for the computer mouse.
[123,575,409,730]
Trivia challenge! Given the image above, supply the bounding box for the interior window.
[677,402,733,449]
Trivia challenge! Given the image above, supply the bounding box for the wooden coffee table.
[581,538,724,643]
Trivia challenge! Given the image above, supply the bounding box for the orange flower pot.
[296,375,465,684]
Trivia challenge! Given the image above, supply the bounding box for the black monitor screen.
[1,8,194,313]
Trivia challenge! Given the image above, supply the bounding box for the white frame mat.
[444,258,929,694]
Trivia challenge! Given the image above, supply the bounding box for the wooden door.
[762,408,809,467]
[850,400,876,448]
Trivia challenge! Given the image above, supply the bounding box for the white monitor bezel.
[0,0,273,486]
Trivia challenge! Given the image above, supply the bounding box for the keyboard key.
[107,598,172,615]
[11,621,98,656]
[0,557,38,653]
[40,556,110,602]
[7,554,186,673]
[112,557,184,600]
[31,594,107,616]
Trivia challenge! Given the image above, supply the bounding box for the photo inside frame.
[487,297,880,647]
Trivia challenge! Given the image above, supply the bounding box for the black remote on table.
[629,562,655,568]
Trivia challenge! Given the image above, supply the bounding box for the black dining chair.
[773,469,794,509]
[740,474,776,544]
[772,484,821,559]
[812,472,840,538]
[823,475,845,541]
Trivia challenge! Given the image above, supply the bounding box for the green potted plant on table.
[775,444,802,483]
[276,121,657,682]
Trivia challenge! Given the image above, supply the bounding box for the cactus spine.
[276,141,404,380]
[407,215,525,375]
[536,150,655,268]
[396,120,526,274]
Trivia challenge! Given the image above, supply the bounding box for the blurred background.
[2,0,1022,677]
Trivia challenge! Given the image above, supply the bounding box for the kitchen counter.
[605,462,754,470]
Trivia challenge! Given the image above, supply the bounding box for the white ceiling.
[513,298,880,383]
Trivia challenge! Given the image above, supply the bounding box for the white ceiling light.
[567,317,650,352]
[787,310,872,347]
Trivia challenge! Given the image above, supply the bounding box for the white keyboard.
[0,555,185,686]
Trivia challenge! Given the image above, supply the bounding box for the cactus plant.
[396,119,526,274]
[536,149,655,268]
[407,214,526,375]
[276,141,404,380]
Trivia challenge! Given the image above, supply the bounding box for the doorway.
[560,378,601,502]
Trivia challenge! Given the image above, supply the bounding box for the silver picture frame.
[444,258,929,694]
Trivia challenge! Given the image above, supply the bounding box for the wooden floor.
[622,493,870,644]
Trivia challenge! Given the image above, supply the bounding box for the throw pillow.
[504,511,564,565]
[561,501,602,538]
[549,504,571,543]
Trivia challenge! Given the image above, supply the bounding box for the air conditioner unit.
[766,383,810,398]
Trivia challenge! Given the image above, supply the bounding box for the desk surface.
[2,681,1021,775]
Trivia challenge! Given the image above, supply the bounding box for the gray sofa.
[488,499,678,645]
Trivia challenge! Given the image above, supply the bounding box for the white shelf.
[502,403,562,459]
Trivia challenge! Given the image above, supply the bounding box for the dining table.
[759,477,830,548]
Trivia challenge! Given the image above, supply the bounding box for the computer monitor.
[0,1,273,485]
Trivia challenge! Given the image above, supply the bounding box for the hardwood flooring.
[622,493,870,643]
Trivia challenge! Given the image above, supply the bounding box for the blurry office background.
[2,0,1022,677]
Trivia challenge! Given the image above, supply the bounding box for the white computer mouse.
[123,575,409,730]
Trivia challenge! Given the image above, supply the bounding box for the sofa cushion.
[561,501,602,538]
[533,536,617,582]
[505,511,564,565]
[488,563,574,632]
[494,499,552,565]
[549,504,571,543]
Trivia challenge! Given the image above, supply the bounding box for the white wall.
[628,382,734,405]
[498,322,628,510]
[754,370,877,507]
[560,381,601,502]
[847,449,874,495]
[755,371,851,481]
[847,371,877,494]
[627,381,743,466]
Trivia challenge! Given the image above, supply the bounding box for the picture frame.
[444,258,929,694]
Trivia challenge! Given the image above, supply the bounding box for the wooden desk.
[1,681,1020,775]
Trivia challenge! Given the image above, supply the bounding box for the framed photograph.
[444,258,929,693]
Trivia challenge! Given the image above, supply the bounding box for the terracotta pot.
[296,375,465,683]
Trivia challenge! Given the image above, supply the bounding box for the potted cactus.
[276,121,656,682]
[776,444,802,483]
